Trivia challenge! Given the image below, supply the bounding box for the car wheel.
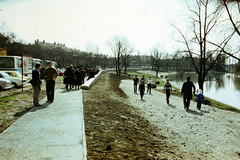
[12,82,18,88]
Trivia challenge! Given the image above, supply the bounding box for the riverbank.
[119,79,240,159]
[131,70,240,113]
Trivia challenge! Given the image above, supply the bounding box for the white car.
[0,71,27,88]
[0,78,13,92]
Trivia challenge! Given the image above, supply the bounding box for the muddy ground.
[82,72,181,159]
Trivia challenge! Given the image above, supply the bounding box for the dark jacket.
[63,68,75,84]
[32,70,41,84]
[80,70,86,78]
[75,70,82,85]
[32,69,41,89]
[181,80,196,99]
[139,83,145,92]
[133,78,139,85]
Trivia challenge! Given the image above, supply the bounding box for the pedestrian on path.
[32,63,42,106]
[194,89,205,110]
[140,75,146,85]
[139,80,145,100]
[133,75,139,94]
[75,69,82,89]
[181,76,196,110]
[63,66,75,91]
[147,76,153,94]
[164,78,172,104]
[80,68,86,84]
[43,61,58,103]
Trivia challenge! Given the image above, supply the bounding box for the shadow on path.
[29,103,51,112]
[168,104,176,108]
[186,109,204,116]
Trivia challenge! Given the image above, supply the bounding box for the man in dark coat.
[80,68,86,84]
[75,69,82,89]
[181,76,196,110]
[63,66,75,91]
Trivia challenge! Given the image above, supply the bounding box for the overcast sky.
[0,0,239,57]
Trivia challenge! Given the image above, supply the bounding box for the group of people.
[133,75,205,110]
[63,65,86,91]
[63,66,100,91]
[133,75,154,100]
[31,61,101,106]
[32,61,58,107]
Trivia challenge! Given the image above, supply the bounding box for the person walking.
[140,75,146,85]
[164,78,172,104]
[63,66,75,91]
[194,89,205,110]
[133,75,139,94]
[70,64,76,89]
[43,61,58,103]
[181,76,196,109]
[32,63,42,106]
[80,68,86,84]
[147,76,153,94]
[139,80,145,101]
[75,69,82,89]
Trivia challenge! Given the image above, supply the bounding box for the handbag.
[29,79,38,86]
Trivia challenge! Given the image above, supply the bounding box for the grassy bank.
[127,71,240,114]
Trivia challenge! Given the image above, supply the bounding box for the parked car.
[0,78,13,92]
[0,71,27,88]
[57,68,65,76]
[3,71,31,82]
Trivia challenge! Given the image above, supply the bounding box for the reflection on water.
[167,72,240,109]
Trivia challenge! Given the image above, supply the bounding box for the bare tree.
[217,0,240,36]
[122,47,134,74]
[172,0,240,92]
[107,35,132,75]
[150,44,164,77]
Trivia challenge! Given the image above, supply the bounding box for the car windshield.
[0,72,10,77]
[15,71,22,77]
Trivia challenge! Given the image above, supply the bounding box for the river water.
[139,70,240,109]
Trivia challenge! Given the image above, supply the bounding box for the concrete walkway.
[0,87,87,160]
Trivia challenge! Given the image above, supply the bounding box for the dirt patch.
[0,77,65,134]
[82,72,181,159]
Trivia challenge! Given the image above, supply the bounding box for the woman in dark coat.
[75,69,82,89]
[63,66,75,91]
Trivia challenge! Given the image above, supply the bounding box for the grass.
[0,76,64,110]
[127,71,240,114]
[0,94,18,109]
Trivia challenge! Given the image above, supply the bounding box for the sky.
[0,0,239,57]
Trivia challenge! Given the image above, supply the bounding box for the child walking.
[139,80,145,101]
[194,89,205,110]
[164,78,172,104]
[147,76,153,94]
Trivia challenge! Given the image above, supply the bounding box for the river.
[138,70,240,109]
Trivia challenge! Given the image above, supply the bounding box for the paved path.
[0,87,87,160]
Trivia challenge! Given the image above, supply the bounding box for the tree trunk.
[198,78,204,93]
